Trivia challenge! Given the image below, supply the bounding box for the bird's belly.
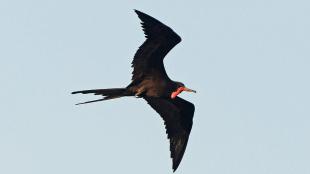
[145,88,164,97]
[145,81,169,97]
[129,78,170,98]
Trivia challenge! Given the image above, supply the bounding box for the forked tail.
[71,88,131,105]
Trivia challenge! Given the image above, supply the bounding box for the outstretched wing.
[132,10,181,83]
[144,96,195,171]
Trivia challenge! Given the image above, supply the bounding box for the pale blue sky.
[1,0,309,173]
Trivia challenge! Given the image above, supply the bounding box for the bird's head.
[171,82,196,99]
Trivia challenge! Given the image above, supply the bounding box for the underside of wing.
[144,96,195,171]
[131,10,182,82]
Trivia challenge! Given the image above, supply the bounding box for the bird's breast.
[130,78,171,98]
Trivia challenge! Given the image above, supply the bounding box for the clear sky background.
[1,0,309,173]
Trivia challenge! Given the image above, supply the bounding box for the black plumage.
[72,10,196,172]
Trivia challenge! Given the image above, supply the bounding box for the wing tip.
[134,9,145,18]
[170,134,190,172]
[133,9,182,43]
[172,164,178,172]
[134,9,140,13]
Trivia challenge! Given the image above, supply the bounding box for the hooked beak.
[183,87,196,93]
[171,86,196,99]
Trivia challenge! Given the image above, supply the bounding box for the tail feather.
[72,88,131,105]
[75,98,107,105]
[71,88,126,95]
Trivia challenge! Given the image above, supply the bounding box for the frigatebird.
[72,10,196,172]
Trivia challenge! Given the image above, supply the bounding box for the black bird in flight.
[72,10,196,172]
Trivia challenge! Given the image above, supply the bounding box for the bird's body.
[128,77,176,97]
[72,10,196,172]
